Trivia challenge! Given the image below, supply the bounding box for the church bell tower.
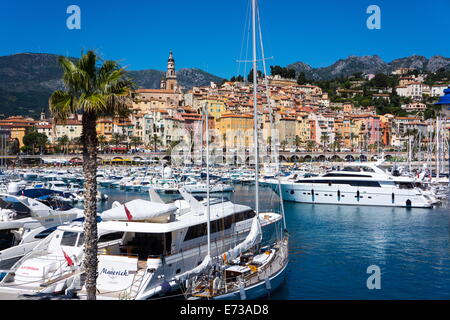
[165,51,177,92]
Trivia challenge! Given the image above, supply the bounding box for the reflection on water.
[93,185,450,300]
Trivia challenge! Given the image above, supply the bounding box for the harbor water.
[96,184,450,300]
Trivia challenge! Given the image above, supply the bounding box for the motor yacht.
[268,162,435,208]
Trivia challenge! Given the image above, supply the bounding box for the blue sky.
[1,0,449,78]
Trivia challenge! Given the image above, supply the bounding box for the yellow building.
[96,118,114,141]
[0,116,36,147]
[206,99,226,120]
[216,114,253,149]
[295,116,311,144]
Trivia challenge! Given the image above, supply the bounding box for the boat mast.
[255,4,286,231]
[252,0,259,215]
[205,102,211,256]
[436,115,440,180]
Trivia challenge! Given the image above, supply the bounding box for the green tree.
[306,140,316,152]
[294,135,302,151]
[320,133,330,151]
[97,135,107,153]
[23,127,49,155]
[49,51,134,300]
[149,134,162,152]
[130,136,142,150]
[247,68,263,83]
[280,139,288,152]
[297,72,308,85]
[111,132,122,150]
[57,135,69,154]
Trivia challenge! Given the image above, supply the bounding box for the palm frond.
[78,93,107,113]
[49,90,76,124]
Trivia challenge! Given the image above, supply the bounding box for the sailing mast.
[205,102,211,256]
[255,2,286,231]
[436,115,440,180]
[252,0,259,216]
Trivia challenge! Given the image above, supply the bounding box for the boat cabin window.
[234,210,256,223]
[0,229,16,251]
[60,231,79,247]
[396,182,414,190]
[0,197,31,218]
[98,232,124,243]
[123,232,171,259]
[323,173,372,178]
[184,210,256,242]
[295,180,381,187]
[34,226,57,239]
[342,166,375,173]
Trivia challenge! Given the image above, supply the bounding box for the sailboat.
[181,0,289,300]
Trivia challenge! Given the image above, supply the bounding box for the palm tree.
[70,137,83,154]
[97,135,107,153]
[222,132,227,152]
[320,133,329,152]
[166,139,181,156]
[149,134,162,152]
[334,132,343,153]
[111,132,122,153]
[280,139,288,152]
[350,132,357,151]
[49,51,133,300]
[57,135,69,154]
[294,135,302,151]
[266,136,272,152]
[306,140,316,152]
[130,136,142,151]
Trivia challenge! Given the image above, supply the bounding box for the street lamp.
[435,86,450,189]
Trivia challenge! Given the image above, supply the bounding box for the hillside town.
[1,52,449,158]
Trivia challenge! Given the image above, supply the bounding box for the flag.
[63,250,74,267]
[124,204,133,221]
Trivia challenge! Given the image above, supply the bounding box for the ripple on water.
[96,186,450,300]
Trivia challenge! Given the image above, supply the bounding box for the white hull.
[270,183,433,208]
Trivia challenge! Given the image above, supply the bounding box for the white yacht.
[182,181,234,194]
[268,162,434,208]
[0,193,84,273]
[0,221,118,294]
[0,189,282,299]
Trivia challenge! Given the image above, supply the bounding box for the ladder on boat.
[126,268,146,299]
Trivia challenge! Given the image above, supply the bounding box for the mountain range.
[0,53,449,118]
[0,53,224,118]
[287,55,450,81]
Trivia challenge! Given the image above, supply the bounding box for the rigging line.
[243,0,252,83]
[237,0,252,79]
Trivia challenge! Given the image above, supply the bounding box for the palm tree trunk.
[82,111,99,300]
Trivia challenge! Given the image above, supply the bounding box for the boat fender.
[239,286,247,300]
[265,277,271,291]
[213,277,221,293]
[161,280,171,294]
